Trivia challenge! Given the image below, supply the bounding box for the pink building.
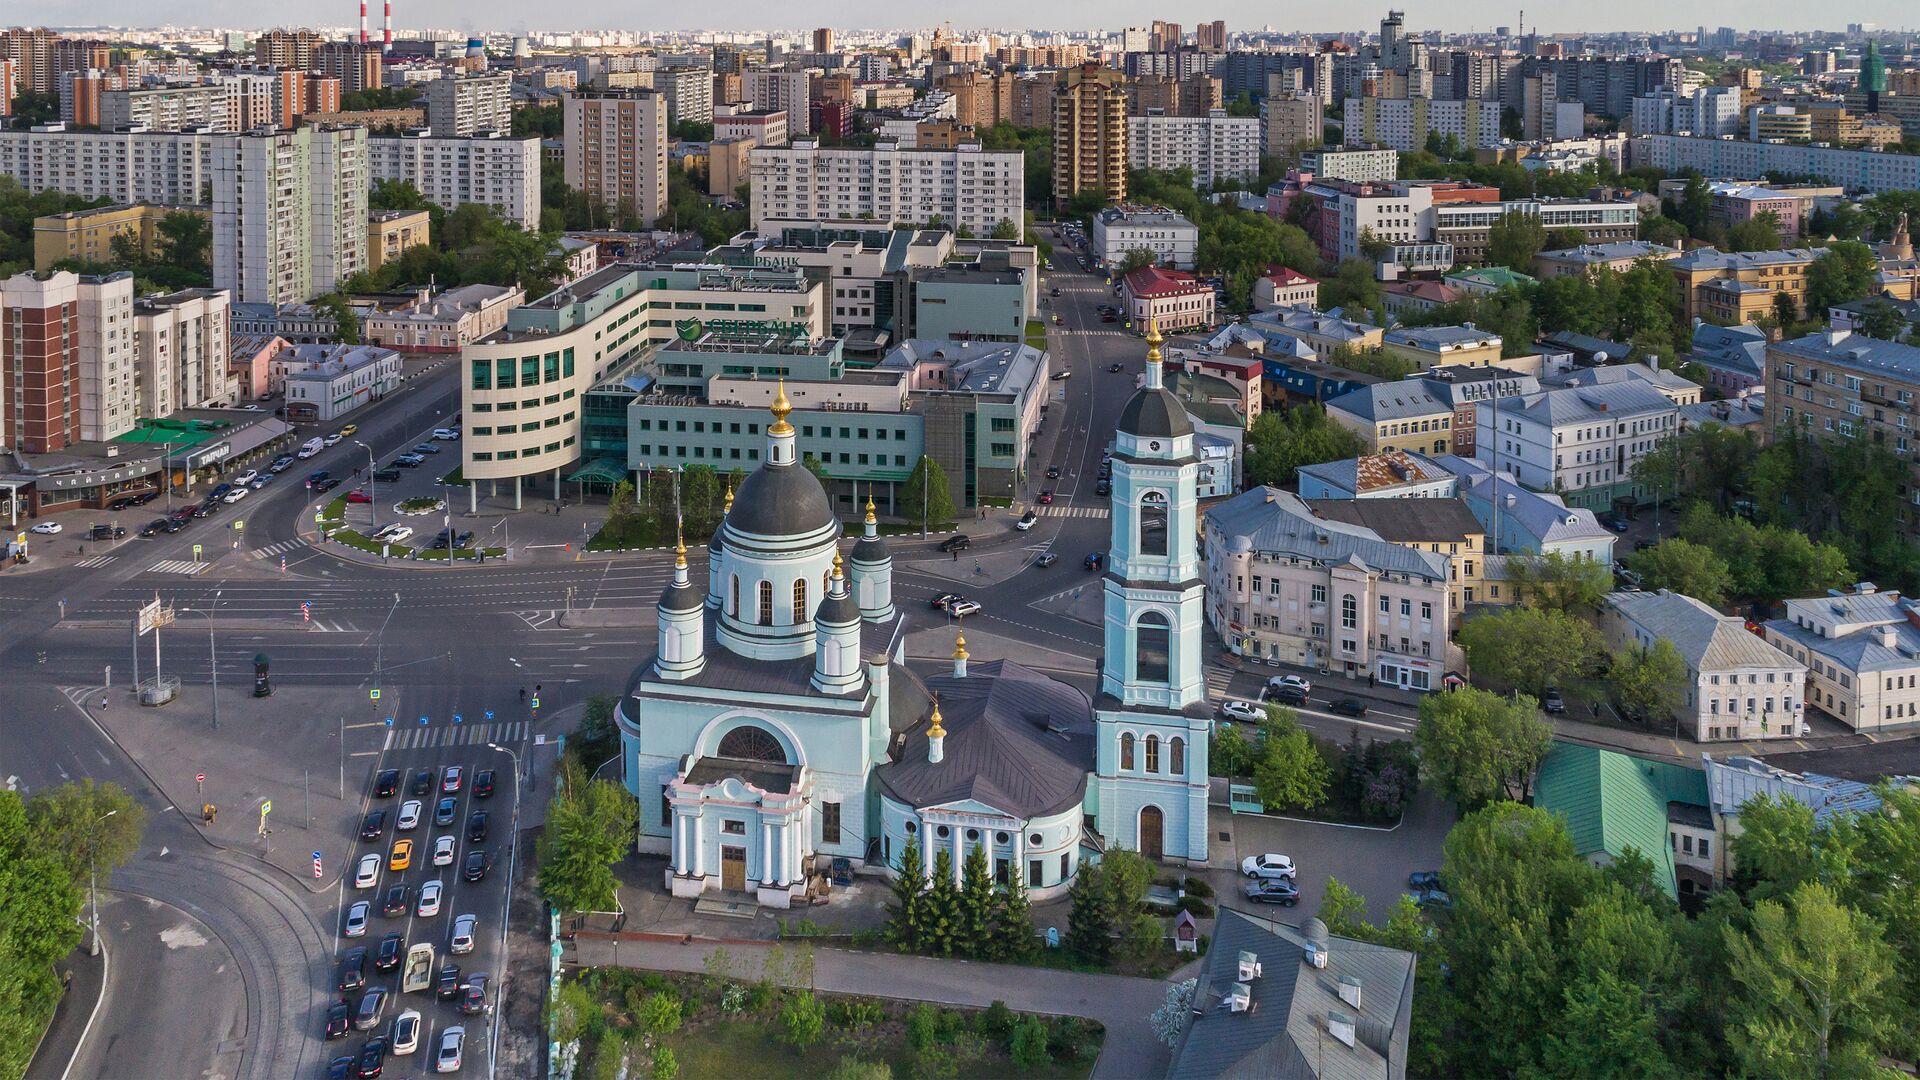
[1254,266,1320,311]
[229,333,287,402]
[1710,184,1805,243]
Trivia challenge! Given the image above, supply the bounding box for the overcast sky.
[43,0,1915,37]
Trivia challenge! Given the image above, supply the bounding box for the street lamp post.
[181,590,224,730]
[89,809,118,957]
[354,441,377,533]
[483,741,523,1080]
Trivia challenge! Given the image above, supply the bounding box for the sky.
[38,0,1917,36]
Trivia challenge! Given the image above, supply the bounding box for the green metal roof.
[1533,743,1709,898]
[1445,266,1537,290]
[565,457,630,484]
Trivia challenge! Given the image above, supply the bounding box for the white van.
[297,437,325,459]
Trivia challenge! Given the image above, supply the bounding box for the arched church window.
[729,575,740,618]
[1135,612,1171,684]
[793,578,808,623]
[1170,736,1185,774]
[758,580,773,626]
[717,725,786,763]
[1120,732,1135,770]
[1145,734,1161,772]
[1140,491,1168,557]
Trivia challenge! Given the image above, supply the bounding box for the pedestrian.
[1368,672,1376,689]
[519,687,526,702]
[100,695,108,711]
[952,549,958,561]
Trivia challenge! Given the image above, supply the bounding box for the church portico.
[666,762,812,908]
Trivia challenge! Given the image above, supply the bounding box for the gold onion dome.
[927,698,946,738]
[952,632,968,660]
[768,378,795,436]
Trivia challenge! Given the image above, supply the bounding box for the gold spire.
[927,697,945,738]
[832,551,845,577]
[952,632,968,660]
[864,486,877,525]
[1145,318,1163,366]
[723,483,734,514]
[768,378,794,436]
[674,520,687,570]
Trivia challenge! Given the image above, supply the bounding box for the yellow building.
[367,210,432,273]
[708,136,755,199]
[1378,325,1504,370]
[32,203,209,271]
[1308,497,1495,616]
[1323,380,1455,457]
[1668,247,1819,324]
[1749,106,1812,142]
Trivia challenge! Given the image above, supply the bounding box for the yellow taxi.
[388,838,413,871]
[337,424,358,438]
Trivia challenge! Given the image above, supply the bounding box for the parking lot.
[1209,789,1455,924]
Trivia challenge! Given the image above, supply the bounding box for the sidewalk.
[23,944,105,1080]
[571,934,1178,1080]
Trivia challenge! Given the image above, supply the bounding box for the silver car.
[344,900,370,937]
[435,1026,465,1073]
[450,913,476,954]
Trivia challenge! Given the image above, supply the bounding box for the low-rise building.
[1534,743,1712,901]
[1324,381,1455,457]
[273,342,402,422]
[1298,145,1399,182]
[1703,754,1898,888]
[1539,361,1703,406]
[32,203,209,272]
[228,333,284,402]
[1247,306,1385,359]
[1251,266,1318,311]
[1443,265,1535,296]
[363,284,524,353]
[1687,322,1769,398]
[366,209,431,272]
[1532,240,1683,279]
[748,139,1025,237]
[230,301,347,344]
[1205,486,1453,688]
[1296,449,1455,501]
[1120,265,1215,333]
[1668,246,1820,324]
[1475,381,1678,511]
[1433,455,1616,564]
[1604,589,1808,742]
[1379,325,1503,370]
[1763,587,1920,733]
[1309,496,1492,614]
[1379,279,1462,319]
[1089,206,1199,271]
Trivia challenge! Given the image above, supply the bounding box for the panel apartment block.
[750,139,1024,236]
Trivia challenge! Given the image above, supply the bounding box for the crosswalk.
[76,555,117,568]
[387,719,532,751]
[250,539,308,560]
[1040,504,1110,519]
[146,559,210,576]
[1205,666,1237,703]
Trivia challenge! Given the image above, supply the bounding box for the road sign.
[261,800,271,814]
[192,543,203,558]
[196,772,205,784]
[302,601,311,623]
[312,851,323,878]
[530,697,540,710]
[484,710,494,721]
[419,715,428,726]
[137,598,174,636]
[370,688,381,701]
[452,713,462,724]
[234,519,244,531]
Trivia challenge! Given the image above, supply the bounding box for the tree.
[1318,258,1381,315]
[989,864,1035,962]
[1455,606,1600,696]
[1251,714,1332,812]
[989,218,1022,241]
[899,456,956,528]
[1724,882,1897,1080]
[1119,247,1156,273]
[922,849,961,956]
[680,463,722,539]
[1211,722,1254,779]
[1502,552,1615,613]
[956,844,995,958]
[1487,210,1546,273]
[1803,241,1878,315]
[24,779,146,888]
[1064,861,1112,965]
[1149,979,1199,1049]
[779,991,827,1051]
[536,759,638,913]
[8,90,59,127]
[1726,211,1785,253]
[887,838,928,952]
[1242,406,1366,487]
[1627,538,1733,606]
[606,478,637,525]
[651,1047,679,1080]
[315,293,361,344]
[154,211,211,276]
[634,992,683,1038]
[1727,794,1822,899]
[1857,301,1911,342]
[1641,214,1688,249]
[1612,639,1689,726]
[1773,290,1801,333]
[1415,687,1554,805]
[368,178,434,214]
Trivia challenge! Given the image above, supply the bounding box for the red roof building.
[1121,265,1216,334]
[1254,266,1320,312]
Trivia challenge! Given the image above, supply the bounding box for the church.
[615,323,1212,906]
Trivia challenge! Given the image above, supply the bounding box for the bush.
[1182,876,1214,899]
[779,991,826,1051]
[1009,1017,1052,1070]
[980,1001,1015,1040]
[1047,1016,1087,1060]
[719,983,746,1013]
[906,1003,941,1050]
[1177,895,1216,918]
[633,991,682,1037]
[651,1046,679,1080]
[826,1059,893,1080]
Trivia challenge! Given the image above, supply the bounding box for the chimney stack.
[383,0,393,52]
[359,0,368,45]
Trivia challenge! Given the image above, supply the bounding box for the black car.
[1598,511,1630,533]
[131,490,159,506]
[937,534,971,553]
[381,883,410,917]
[373,769,400,798]
[1267,686,1309,706]
[354,1037,386,1078]
[371,468,401,484]
[1045,465,1061,479]
[1094,478,1112,497]
[459,973,489,1016]
[472,770,494,799]
[463,850,487,882]
[392,455,424,469]
[336,947,367,992]
[375,932,404,972]
[358,810,387,841]
[1108,362,1124,372]
[1326,698,1368,718]
[325,999,353,1039]
[435,964,463,1001]
[1541,687,1567,714]
[314,477,342,493]
[327,1055,355,1080]
[409,769,432,797]
[139,518,170,538]
[106,495,137,512]
[308,470,331,485]
[87,524,127,541]
[466,810,489,843]
[209,483,233,499]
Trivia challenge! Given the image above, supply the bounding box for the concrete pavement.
[572,933,1181,1079]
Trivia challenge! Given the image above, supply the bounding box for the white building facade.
[1126,110,1261,188]
[748,140,1025,236]
[368,132,542,230]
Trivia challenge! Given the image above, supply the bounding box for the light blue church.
[616,324,1211,907]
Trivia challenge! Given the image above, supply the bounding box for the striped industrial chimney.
[383,0,392,52]
[359,0,368,44]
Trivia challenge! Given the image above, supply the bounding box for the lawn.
[587,516,666,551]
[563,968,1101,1080]
[1025,317,1048,351]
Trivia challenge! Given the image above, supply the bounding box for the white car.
[344,900,370,937]
[432,428,460,440]
[450,914,476,954]
[1015,511,1037,531]
[948,599,982,618]
[375,524,413,544]
[433,835,457,866]
[1241,853,1297,881]
[416,880,443,917]
[354,853,381,889]
[1219,699,1264,723]
[29,521,61,535]
[435,1026,465,1073]
[222,487,249,504]
[397,799,422,830]
[391,1009,422,1056]
[324,433,344,446]
[232,469,259,486]
[1267,674,1313,696]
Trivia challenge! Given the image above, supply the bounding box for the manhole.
[1218,831,1231,842]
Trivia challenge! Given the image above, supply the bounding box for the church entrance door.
[721,846,747,891]
[1140,805,1164,861]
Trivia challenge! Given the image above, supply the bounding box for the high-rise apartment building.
[425,73,513,136]
[0,127,217,204]
[252,29,325,71]
[1052,64,1128,211]
[1344,96,1503,151]
[0,269,134,452]
[1127,110,1259,188]
[656,67,714,125]
[748,139,1025,235]
[316,43,384,94]
[100,84,235,132]
[1261,92,1321,157]
[1196,20,1228,50]
[563,89,669,225]
[213,126,367,306]
[131,288,234,420]
[745,70,814,136]
[2,29,110,95]
[368,131,542,230]
[811,28,834,55]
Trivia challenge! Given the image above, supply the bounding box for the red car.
[1037,490,1055,504]
[345,489,372,504]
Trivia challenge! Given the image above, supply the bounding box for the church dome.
[728,460,837,537]
[1117,387,1192,439]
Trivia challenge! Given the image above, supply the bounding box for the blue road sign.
[418,715,428,726]
[452,713,463,724]
[530,697,540,710]
[484,710,494,721]
[384,717,394,727]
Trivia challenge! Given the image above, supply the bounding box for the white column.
[692,813,706,878]
[671,809,686,873]
[786,817,799,884]
[953,823,964,886]
[1012,828,1025,885]
[761,820,775,884]
[918,816,933,880]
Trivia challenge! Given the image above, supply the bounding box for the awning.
[565,457,629,485]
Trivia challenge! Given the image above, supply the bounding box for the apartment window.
[470,360,490,389]
[1311,584,1326,604]
[1341,595,1357,629]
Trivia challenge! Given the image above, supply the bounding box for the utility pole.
[89,809,118,956]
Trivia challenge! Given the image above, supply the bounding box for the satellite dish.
[1593,351,1609,364]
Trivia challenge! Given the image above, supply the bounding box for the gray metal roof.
[1434,456,1614,548]
[1772,329,1920,382]
[1492,381,1675,427]
[1703,754,1887,823]
[726,455,838,538]
[1120,385,1195,438]
[1688,322,1768,378]
[1763,595,1920,675]
[1606,590,1803,673]
[1306,498,1484,544]
[1323,382,1451,423]
[1207,489,1449,582]
[1166,910,1416,1080]
[1540,363,1700,396]
[876,659,1095,819]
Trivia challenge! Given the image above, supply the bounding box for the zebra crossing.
[1205,666,1237,704]
[76,555,118,568]
[146,559,210,576]
[250,539,308,560]
[1039,504,1110,519]
[387,719,532,751]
